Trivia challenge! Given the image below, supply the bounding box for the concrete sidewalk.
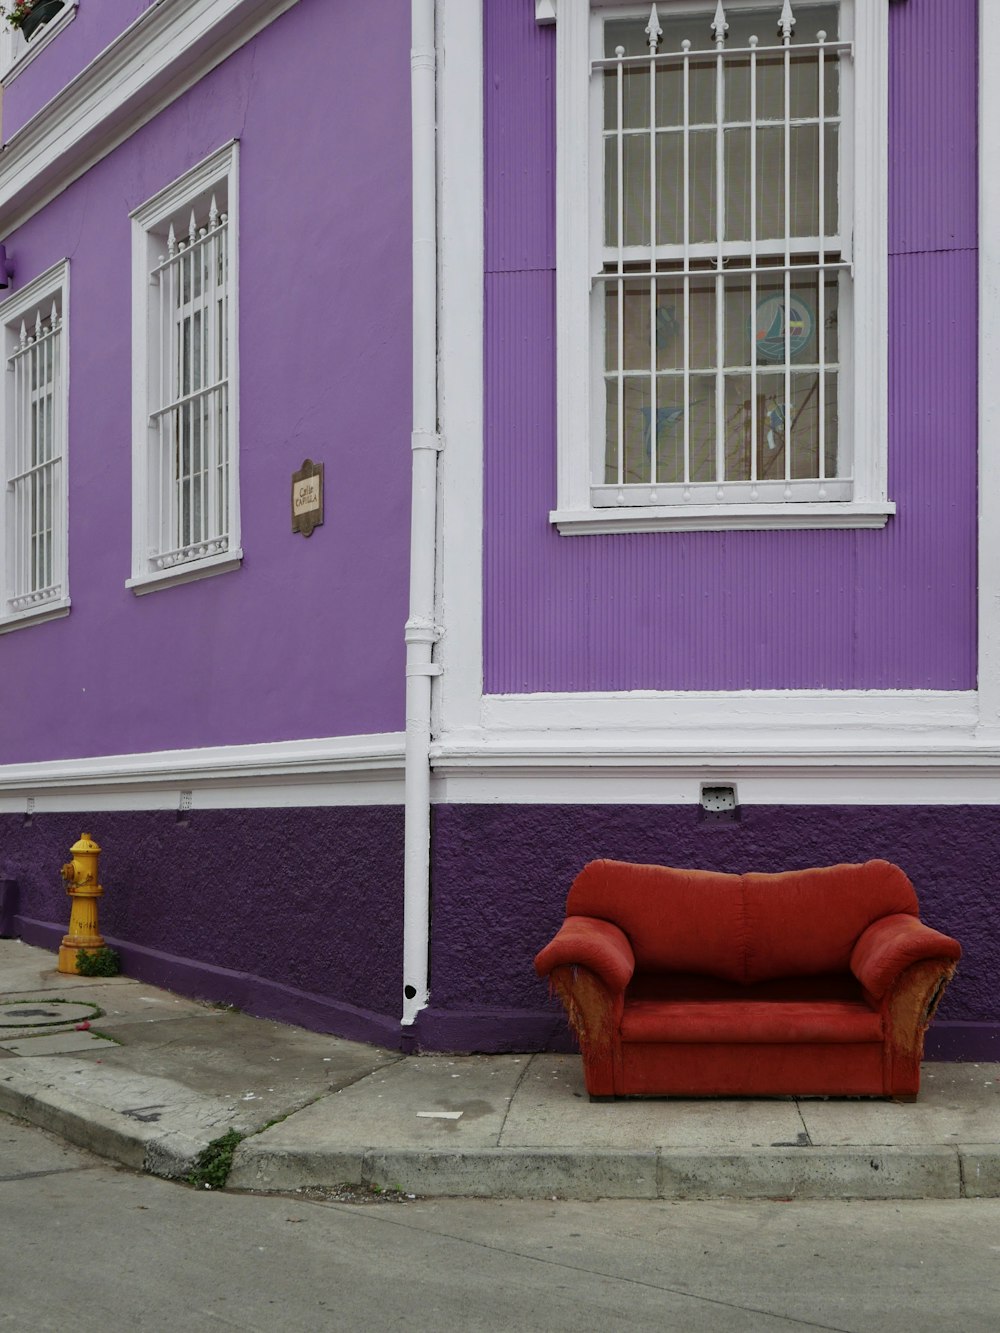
[1,939,997,1201]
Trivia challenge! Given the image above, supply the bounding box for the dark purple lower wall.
[421,804,1000,1060]
[2,807,405,1048]
[9,802,998,1060]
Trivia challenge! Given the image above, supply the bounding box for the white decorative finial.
[645,3,662,54]
[711,1,728,45]
[167,223,177,258]
[778,0,795,41]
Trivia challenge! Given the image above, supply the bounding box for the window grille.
[130,142,240,591]
[149,199,230,569]
[1,266,69,628]
[597,1,850,507]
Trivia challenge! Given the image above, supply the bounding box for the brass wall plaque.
[291,459,324,537]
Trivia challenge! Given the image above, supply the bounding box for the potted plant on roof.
[2,0,65,42]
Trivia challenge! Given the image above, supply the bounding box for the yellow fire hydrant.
[57,832,105,974]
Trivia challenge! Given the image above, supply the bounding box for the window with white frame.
[0,260,70,630]
[0,1,80,88]
[547,0,891,533]
[129,142,240,591]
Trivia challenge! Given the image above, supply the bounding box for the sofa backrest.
[566,859,919,984]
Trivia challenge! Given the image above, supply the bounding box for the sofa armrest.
[850,914,962,1001]
[534,916,635,994]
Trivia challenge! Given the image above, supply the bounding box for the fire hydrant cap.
[70,833,101,854]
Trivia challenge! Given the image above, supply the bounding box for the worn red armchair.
[535,860,961,1100]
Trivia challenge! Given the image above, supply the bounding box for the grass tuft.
[186,1129,244,1191]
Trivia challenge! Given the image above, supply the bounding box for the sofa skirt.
[618,1041,887,1098]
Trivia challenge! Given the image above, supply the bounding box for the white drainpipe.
[403,0,441,1029]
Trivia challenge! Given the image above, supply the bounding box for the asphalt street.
[3,1113,999,1333]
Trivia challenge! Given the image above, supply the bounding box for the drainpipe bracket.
[411,430,444,452]
[405,617,444,645]
[406,662,443,677]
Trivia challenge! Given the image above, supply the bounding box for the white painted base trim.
[431,756,1000,806]
[4,715,1000,811]
[427,689,998,805]
[431,743,1000,807]
[0,733,405,812]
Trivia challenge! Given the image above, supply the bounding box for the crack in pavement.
[309,1202,860,1333]
[0,1165,105,1183]
[496,1054,534,1146]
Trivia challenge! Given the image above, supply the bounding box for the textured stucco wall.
[425,803,1000,1055]
[8,801,996,1056]
[0,0,411,763]
[3,807,404,1037]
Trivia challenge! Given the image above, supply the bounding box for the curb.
[0,1060,234,1180]
[4,1053,998,1202]
[228,1140,1000,1202]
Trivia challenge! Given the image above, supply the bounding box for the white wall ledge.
[551,501,895,535]
[0,733,406,812]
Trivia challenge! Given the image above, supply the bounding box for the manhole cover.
[0,999,101,1029]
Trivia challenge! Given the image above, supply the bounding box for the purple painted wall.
[423,803,1000,1059]
[4,2,179,142]
[3,807,404,1046]
[483,0,978,693]
[0,0,411,762]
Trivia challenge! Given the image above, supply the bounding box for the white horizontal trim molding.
[551,501,896,536]
[432,689,995,803]
[481,690,978,746]
[430,756,1000,807]
[0,0,299,236]
[0,732,405,812]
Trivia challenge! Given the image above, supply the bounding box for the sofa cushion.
[621,997,883,1045]
[566,859,919,984]
[741,861,918,983]
[567,861,748,982]
[621,974,882,1044]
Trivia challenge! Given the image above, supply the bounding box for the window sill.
[127,549,242,595]
[0,596,70,633]
[549,501,896,535]
[1,0,78,87]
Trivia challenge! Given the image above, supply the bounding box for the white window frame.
[0,259,70,632]
[546,0,892,534]
[128,140,241,593]
[0,0,79,88]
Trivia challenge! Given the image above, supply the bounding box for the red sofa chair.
[534,859,961,1100]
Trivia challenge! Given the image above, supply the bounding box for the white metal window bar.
[148,198,230,570]
[597,1,849,507]
[5,300,64,614]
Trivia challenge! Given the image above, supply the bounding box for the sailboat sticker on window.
[752,295,815,363]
